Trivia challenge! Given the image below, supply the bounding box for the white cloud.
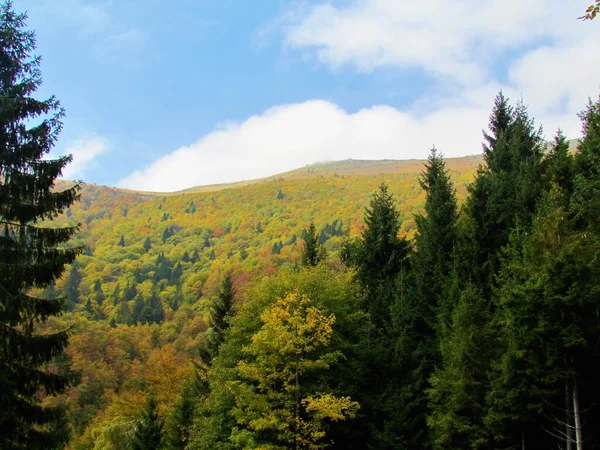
[118,100,491,192]
[283,0,595,86]
[60,136,110,179]
[117,1,599,192]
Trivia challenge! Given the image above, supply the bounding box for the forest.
[1,1,600,449]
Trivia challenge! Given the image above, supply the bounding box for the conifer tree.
[65,262,82,310]
[301,222,326,267]
[93,279,104,305]
[132,397,164,450]
[166,383,196,450]
[462,92,545,292]
[394,148,459,447]
[341,182,410,448]
[0,2,81,446]
[341,182,409,330]
[427,284,493,449]
[143,237,152,252]
[199,273,235,365]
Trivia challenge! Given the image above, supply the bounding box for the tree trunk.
[573,378,583,450]
[295,355,299,450]
[566,381,572,450]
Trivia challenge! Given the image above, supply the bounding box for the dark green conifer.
[301,222,326,267]
[143,237,152,252]
[394,147,459,447]
[93,279,104,305]
[132,397,164,450]
[199,273,235,365]
[342,182,409,330]
[65,263,82,310]
[0,2,81,446]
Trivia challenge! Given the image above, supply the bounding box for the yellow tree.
[228,292,359,449]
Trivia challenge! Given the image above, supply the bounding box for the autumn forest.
[2,2,600,450]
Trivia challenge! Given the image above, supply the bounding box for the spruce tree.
[341,182,410,448]
[394,148,459,447]
[166,383,196,450]
[0,2,81,447]
[132,397,164,450]
[199,273,235,365]
[65,262,82,310]
[342,182,409,330]
[462,92,545,293]
[301,222,326,267]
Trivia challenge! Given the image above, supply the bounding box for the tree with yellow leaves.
[228,292,359,449]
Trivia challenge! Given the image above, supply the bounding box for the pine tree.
[199,273,235,365]
[301,222,326,267]
[118,234,126,247]
[143,237,152,252]
[132,397,164,450]
[0,3,81,446]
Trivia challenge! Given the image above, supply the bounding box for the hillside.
[52,155,481,311]
[42,155,481,443]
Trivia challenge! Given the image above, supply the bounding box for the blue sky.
[17,0,600,191]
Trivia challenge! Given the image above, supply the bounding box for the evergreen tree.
[301,222,326,267]
[462,92,545,293]
[427,284,493,449]
[166,383,196,450]
[65,262,82,310]
[143,237,152,252]
[341,182,410,448]
[0,3,81,446]
[486,99,600,449]
[342,182,409,330]
[199,273,235,365]
[118,234,126,247]
[394,148,459,447]
[111,283,121,305]
[182,250,190,263]
[93,279,104,306]
[132,397,164,450]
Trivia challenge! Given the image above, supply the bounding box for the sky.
[16,0,600,192]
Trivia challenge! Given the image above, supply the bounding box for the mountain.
[45,155,482,444]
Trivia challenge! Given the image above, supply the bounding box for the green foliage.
[393,147,460,447]
[229,291,359,449]
[189,266,370,450]
[132,397,164,450]
[301,222,326,267]
[462,92,546,292]
[427,284,492,449]
[200,273,235,366]
[166,382,196,449]
[0,2,81,447]
[342,182,410,330]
